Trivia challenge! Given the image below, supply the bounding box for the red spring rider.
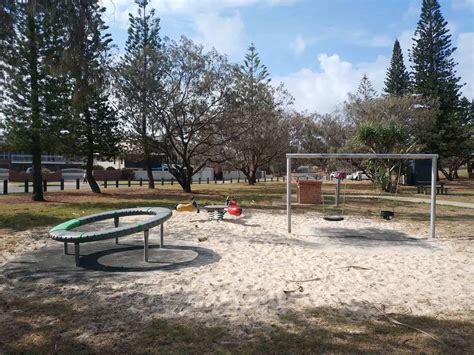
[225,196,242,217]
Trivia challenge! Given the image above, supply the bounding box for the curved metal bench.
[48,207,172,266]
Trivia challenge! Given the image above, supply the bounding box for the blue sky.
[103,0,474,113]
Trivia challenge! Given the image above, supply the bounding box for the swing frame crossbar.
[286,153,439,239]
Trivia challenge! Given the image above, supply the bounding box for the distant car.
[350,171,368,181]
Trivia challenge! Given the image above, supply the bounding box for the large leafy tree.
[115,0,162,189]
[222,44,292,184]
[410,0,465,179]
[0,0,71,201]
[62,0,119,193]
[346,95,438,192]
[384,39,410,96]
[154,37,234,192]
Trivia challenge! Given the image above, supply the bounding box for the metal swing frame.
[286,153,439,239]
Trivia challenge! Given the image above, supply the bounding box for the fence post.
[24,179,29,193]
[60,179,64,190]
[271,177,273,182]
[43,179,47,192]
[245,178,247,183]
[104,180,107,188]
[115,179,119,188]
[171,178,173,185]
[282,176,285,182]
[199,177,201,184]
[230,178,232,184]
[215,178,217,184]
[277,176,279,182]
[207,177,209,184]
[139,178,143,186]
[264,176,266,183]
[3,180,7,195]
[306,176,308,181]
[222,178,225,184]
[128,179,131,187]
[76,178,80,190]
[237,177,240,183]
[161,177,164,185]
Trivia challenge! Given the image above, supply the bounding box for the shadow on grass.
[0,292,472,354]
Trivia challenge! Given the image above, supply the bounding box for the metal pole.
[160,223,164,247]
[74,243,80,266]
[430,157,437,239]
[335,178,341,207]
[144,230,149,262]
[287,157,291,233]
[114,217,119,244]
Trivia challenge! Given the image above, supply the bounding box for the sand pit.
[1,209,472,333]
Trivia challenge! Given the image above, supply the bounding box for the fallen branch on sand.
[338,265,371,270]
[282,277,321,283]
[371,303,446,346]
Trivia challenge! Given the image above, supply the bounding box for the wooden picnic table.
[416,181,448,195]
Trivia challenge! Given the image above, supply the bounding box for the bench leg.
[160,224,164,248]
[144,230,149,262]
[64,242,68,255]
[114,217,119,245]
[74,243,80,266]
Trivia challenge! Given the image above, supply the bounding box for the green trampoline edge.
[49,218,81,233]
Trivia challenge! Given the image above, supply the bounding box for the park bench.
[48,207,172,266]
[416,181,448,195]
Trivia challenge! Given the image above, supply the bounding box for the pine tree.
[1,1,71,201]
[384,39,410,96]
[62,0,118,193]
[410,0,464,179]
[115,0,162,189]
[356,74,377,101]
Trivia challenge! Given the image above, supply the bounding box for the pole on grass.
[430,157,437,239]
[3,179,7,195]
[128,179,131,187]
[115,179,119,188]
[139,178,143,186]
[76,178,80,190]
[25,179,29,193]
[60,179,64,190]
[161,178,164,186]
[104,180,107,188]
[43,179,47,192]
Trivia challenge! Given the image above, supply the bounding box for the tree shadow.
[1,288,471,354]
[2,243,220,283]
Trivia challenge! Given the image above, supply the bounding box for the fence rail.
[1,176,286,195]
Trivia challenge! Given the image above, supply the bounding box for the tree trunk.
[27,3,44,202]
[84,109,101,193]
[31,146,44,201]
[86,150,101,193]
[144,147,155,189]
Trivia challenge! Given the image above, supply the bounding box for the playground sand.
[1,210,473,337]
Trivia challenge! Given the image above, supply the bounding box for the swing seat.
[323,215,345,222]
[380,210,394,220]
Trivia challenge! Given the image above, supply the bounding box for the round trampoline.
[48,207,172,266]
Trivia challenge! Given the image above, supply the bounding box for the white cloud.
[193,12,245,56]
[291,34,306,55]
[456,32,474,98]
[452,0,474,10]
[274,53,389,113]
[101,0,297,27]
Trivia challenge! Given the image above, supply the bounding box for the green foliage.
[410,0,466,179]
[1,1,72,200]
[115,0,163,188]
[61,0,119,192]
[223,43,292,184]
[384,39,410,96]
